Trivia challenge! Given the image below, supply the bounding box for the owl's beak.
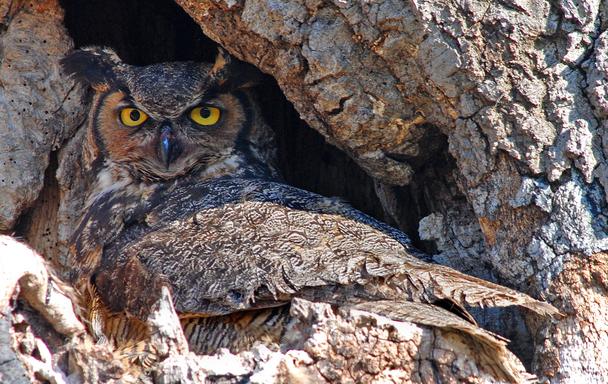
[159,124,179,168]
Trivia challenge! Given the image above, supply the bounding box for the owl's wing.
[69,187,154,282]
[94,177,558,320]
[68,177,177,301]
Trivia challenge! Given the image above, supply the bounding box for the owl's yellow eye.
[120,107,148,127]
[190,106,221,126]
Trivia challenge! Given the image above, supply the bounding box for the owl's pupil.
[200,108,211,118]
[130,110,140,121]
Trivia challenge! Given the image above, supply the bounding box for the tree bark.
[0,0,84,231]
[1,0,606,383]
[175,1,608,382]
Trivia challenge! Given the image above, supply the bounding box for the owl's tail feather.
[116,338,159,369]
[180,306,289,355]
[407,260,560,316]
[349,300,537,384]
[79,282,159,368]
[364,258,561,318]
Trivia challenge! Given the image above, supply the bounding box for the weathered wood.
[0,236,84,335]
[0,0,84,231]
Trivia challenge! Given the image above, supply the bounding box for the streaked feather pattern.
[91,177,558,320]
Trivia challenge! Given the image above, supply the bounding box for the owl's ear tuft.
[210,47,261,91]
[61,47,123,92]
[209,47,232,79]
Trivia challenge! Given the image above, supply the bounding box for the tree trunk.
[176,1,608,381]
[1,0,606,383]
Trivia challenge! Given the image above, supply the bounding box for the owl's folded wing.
[94,189,558,321]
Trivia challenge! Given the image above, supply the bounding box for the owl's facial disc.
[95,90,248,181]
[65,48,275,181]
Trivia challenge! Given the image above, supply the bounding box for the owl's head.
[62,47,275,181]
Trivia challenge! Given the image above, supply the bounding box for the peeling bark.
[537,253,608,382]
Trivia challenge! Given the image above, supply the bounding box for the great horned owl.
[62,48,557,378]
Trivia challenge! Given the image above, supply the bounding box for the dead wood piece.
[0,235,84,336]
[148,286,190,358]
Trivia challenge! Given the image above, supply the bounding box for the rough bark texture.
[0,0,84,231]
[174,1,608,382]
[1,0,606,383]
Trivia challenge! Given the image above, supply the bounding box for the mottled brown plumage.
[62,47,558,382]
